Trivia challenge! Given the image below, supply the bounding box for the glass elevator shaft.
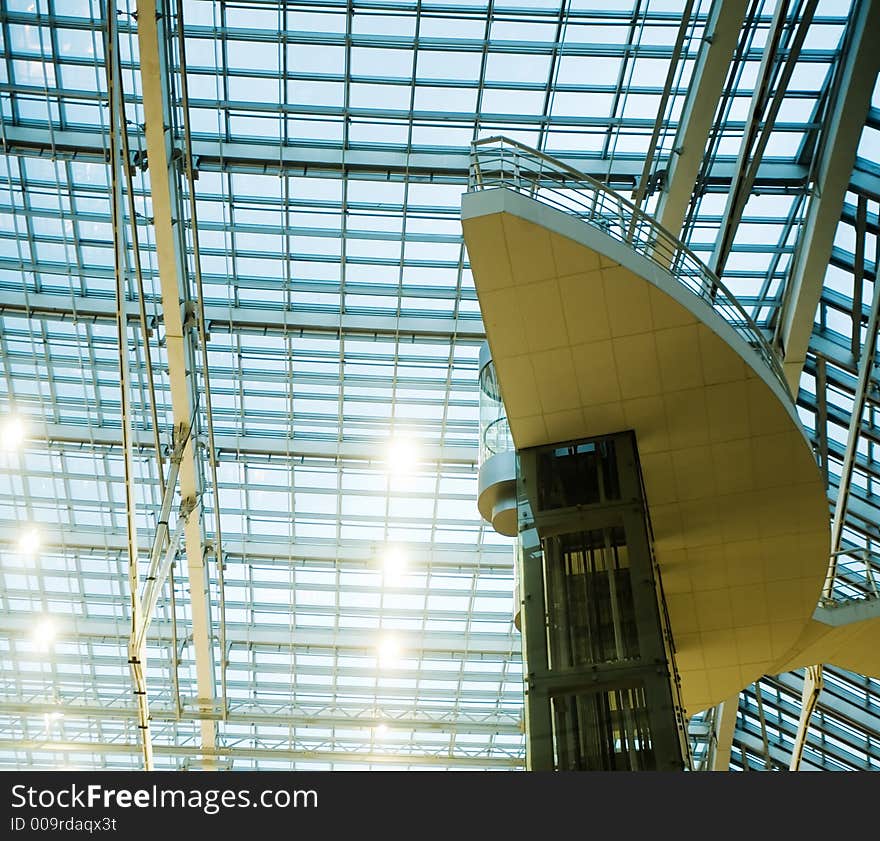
[516,432,689,771]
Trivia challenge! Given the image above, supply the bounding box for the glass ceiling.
[0,0,878,770]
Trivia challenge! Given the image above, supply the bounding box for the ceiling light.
[33,618,56,652]
[382,545,406,583]
[17,526,41,560]
[377,637,399,668]
[374,723,389,739]
[42,711,63,735]
[385,434,419,477]
[1,415,26,451]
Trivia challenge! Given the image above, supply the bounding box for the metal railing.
[468,136,790,399]
[821,547,880,606]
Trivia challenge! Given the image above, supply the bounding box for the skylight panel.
[8,23,51,57]
[227,39,280,74]
[286,42,345,76]
[350,81,411,111]
[228,75,280,104]
[555,54,622,86]
[803,21,849,50]
[56,26,101,61]
[858,126,880,161]
[490,19,559,44]
[418,15,486,40]
[608,130,653,154]
[182,32,218,69]
[345,237,401,261]
[415,85,478,115]
[347,119,408,146]
[788,60,832,91]
[225,5,278,30]
[482,90,545,121]
[416,50,482,82]
[627,56,673,88]
[619,92,664,119]
[351,212,404,235]
[814,0,854,20]
[288,116,345,143]
[484,51,552,85]
[413,123,474,149]
[570,0,637,12]
[350,46,414,79]
[286,9,347,36]
[11,59,56,88]
[762,130,807,157]
[230,112,284,139]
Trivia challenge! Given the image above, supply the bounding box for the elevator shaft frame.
[517,431,690,771]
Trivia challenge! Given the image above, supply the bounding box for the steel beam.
[0,125,811,188]
[0,739,520,768]
[136,0,216,753]
[0,701,520,736]
[789,665,824,770]
[0,664,520,699]
[743,675,880,770]
[0,613,518,658]
[30,422,478,465]
[136,517,185,654]
[709,695,740,771]
[0,288,487,340]
[775,670,880,741]
[824,246,880,592]
[655,0,750,237]
[734,731,823,771]
[135,453,183,656]
[712,0,821,278]
[0,525,513,574]
[851,157,880,198]
[102,2,155,771]
[776,0,880,391]
[834,489,880,542]
[815,355,830,486]
[792,191,880,768]
[851,196,867,359]
[630,0,697,213]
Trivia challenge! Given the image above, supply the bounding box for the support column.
[137,0,217,753]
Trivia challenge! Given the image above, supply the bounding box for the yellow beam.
[136,0,217,753]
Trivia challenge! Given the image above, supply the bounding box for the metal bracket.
[182,300,198,332]
[179,495,199,520]
[170,423,189,461]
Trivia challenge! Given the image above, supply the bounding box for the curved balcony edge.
[462,186,810,452]
[468,136,790,400]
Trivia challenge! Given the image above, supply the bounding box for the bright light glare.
[377,637,399,668]
[17,526,41,559]
[33,618,56,652]
[385,434,419,476]
[383,545,406,583]
[374,723,389,739]
[42,711,64,734]
[1,415,26,451]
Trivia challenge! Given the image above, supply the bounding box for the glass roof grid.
[0,4,876,762]
[733,672,880,771]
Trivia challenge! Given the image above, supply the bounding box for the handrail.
[468,136,791,399]
[820,547,880,606]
